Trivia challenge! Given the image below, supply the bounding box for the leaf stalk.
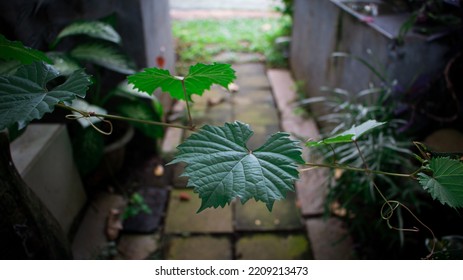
[181,79,194,128]
[300,162,413,178]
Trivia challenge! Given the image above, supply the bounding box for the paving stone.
[192,86,230,108]
[165,189,233,233]
[233,63,267,76]
[234,89,275,102]
[236,233,312,260]
[268,68,328,216]
[232,95,254,106]
[213,52,265,63]
[305,217,356,260]
[237,75,271,90]
[191,87,233,125]
[296,168,328,216]
[117,233,160,260]
[235,192,303,231]
[165,235,232,260]
[234,105,279,126]
[265,124,280,135]
[161,126,184,161]
[122,186,169,233]
[267,69,298,118]
[424,129,463,152]
[203,102,234,125]
[280,117,320,142]
[72,193,126,259]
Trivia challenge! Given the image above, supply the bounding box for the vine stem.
[181,79,194,128]
[353,140,436,259]
[56,103,194,131]
[300,162,413,178]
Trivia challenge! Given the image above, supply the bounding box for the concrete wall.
[290,0,449,101]
[10,125,87,238]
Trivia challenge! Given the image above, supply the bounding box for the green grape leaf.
[70,43,135,74]
[306,119,385,147]
[0,34,52,64]
[52,20,121,47]
[418,157,463,208]
[127,63,236,101]
[169,121,304,212]
[0,61,92,130]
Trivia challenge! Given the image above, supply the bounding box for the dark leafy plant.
[304,119,463,259]
[297,53,428,258]
[122,192,152,220]
[48,19,163,138]
[397,0,462,43]
[0,34,52,65]
[49,20,135,76]
[274,0,294,17]
[47,20,164,180]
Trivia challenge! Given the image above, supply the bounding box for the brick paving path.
[72,1,356,260]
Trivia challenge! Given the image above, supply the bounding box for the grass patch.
[172,16,291,74]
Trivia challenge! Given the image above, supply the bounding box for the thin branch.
[181,79,194,127]
[56,103,194,131]
[353,140,436,259]
[354,141,369,170]
[300,162,413,178]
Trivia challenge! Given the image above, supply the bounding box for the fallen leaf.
[179,192,191,201]
[153,164,164,177]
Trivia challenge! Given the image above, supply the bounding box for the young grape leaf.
[0,34,52,64]
[0,61,92,130]
[418,157,463,208]
[127,63,236,101]
[169,121,304,212]
[306,119,385,147]
[51,20,121,48]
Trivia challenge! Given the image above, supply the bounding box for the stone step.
[164,189,233,234]
[72,193,126,259]
[236,233,312,260]
[165,235,232,260]
[234,192,303,232]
